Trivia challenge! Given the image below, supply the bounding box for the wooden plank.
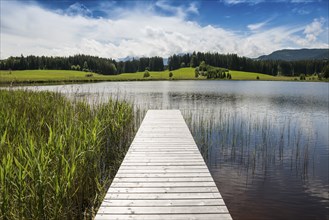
[112,177,214,182]
[126,151,200,154]
[97,206,229,214]
[128,148,199,150]
[130,146,198,149]
[100,198,225,206]
[124,155,203,158]
[128,148,197,150]
[117,170,210,174]
[130,144,196,147]
[95,110,232,220]
[116,170,210,174]
[123,157,204,160]
[125,152,200,155]
[121,162,205,166]
[115,173,212,178]
[107,187,220,193]
[119,166,206,170]
[95,214,232,220]
[125,154,201,157]
[136,131,191,134]
[110,182,217,188]
[104,192,222,200]
[128,149,199,152]
[122,159,205,162]
[129,147,198,150]
[122,160,205,163]
[133,140,195,143]
[122,162,205,165]
[128,146,199,149]
[136,132,191,135]
[125,153,202,156]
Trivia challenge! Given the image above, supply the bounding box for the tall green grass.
[0,90,138,219]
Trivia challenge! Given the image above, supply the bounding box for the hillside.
[257,48,329,61]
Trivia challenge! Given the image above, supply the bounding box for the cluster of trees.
[116,56,164,73]
[0,55,164,75]
[195,61,231,79]
[168,52,329,77]
[1,52,328,78]
[0,55,118,75]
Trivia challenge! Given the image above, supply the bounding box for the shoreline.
[1,77,327,87]
[1,68,327,86]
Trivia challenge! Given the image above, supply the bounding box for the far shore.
[0,68,326,86]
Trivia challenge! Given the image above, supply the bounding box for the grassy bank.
[0,68,316,85]
[0,90,137,219]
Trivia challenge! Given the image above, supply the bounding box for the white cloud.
[247,20,269,31]
[290,0,319,3]
[221,0,321,4]
[66,2,93,17]
[220,0,266,5]
[155,0,198,18]
[187,2,199,15]
[0,1,328,60]
[303,18,325,42]
[292,7,311,15]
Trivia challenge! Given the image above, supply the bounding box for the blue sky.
[1,0,328,59]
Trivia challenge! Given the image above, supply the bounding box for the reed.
[0,90,137,219]
[183,108,316,177]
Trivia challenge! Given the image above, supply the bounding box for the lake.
[25,80,328,220]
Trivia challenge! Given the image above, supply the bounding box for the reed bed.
[0,90,138,219]
[182,108,316,177]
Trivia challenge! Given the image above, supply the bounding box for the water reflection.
[20,80,328,220]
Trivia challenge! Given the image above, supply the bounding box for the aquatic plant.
[182,108,316,178]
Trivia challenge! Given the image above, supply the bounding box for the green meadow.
[0,68,307,85]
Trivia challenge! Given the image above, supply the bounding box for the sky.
[0,0,328,60]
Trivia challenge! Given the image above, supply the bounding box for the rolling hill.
[257,48,329,61]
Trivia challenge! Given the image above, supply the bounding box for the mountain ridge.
[257,48,329,61]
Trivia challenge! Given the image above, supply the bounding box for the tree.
[190,53,197,68]
[143,70,150,77]
[222,71,226,79]
[139,57,150,71]
[199,61,206,71]
[83,61,89,72]
[169,71,173,78]
[321,65,329,79]
[168,54,180,70]
[195,67,199,78]
[278,62,293,76]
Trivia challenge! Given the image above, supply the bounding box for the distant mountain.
[117,56,138,62]
[257,48,329,61]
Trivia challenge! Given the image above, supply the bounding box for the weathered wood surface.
[95,110,232,220]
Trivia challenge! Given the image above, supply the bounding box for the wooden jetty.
[95,110,232,220]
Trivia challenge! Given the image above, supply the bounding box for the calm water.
[25,81,328,219]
